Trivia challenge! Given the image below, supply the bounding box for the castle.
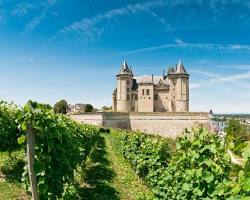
[112,60,189,112]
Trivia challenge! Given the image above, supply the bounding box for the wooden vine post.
[27,123,39,200]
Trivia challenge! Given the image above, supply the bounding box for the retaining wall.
[70,112,211,138]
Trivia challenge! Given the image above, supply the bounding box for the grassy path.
[0,151,30,200]
[79,134,154,200]
[105,134,154,200]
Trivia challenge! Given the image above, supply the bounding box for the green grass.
[0,181,29,200]
[0,150,30,200]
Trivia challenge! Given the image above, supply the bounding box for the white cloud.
[190,71,250,89]
[12,3,35,17]
[25,12,46,31]
[174,38,184,44]
[22,0,57,32]
[58,0,170,40]
[217,64,250,70]
[189,69,221,78]
[119,42,250,55]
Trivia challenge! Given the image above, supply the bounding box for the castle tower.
[116,60,133,112]
[175,60,189,112]
[167,60,189,112]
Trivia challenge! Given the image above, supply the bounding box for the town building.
[68,103,86,114]
[112,60,189,112]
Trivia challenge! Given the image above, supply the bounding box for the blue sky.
[0,0,250,113]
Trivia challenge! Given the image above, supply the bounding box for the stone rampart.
[70,112,211,138]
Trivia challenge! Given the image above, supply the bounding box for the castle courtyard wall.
[70,112,211,138]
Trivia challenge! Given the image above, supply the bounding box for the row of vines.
[110,127,250,200]
[0,101,100,199]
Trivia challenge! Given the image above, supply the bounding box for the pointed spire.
[176,59,187,74]
[167,65,175,74]
[123,60,128,69]
[118,60,133,75]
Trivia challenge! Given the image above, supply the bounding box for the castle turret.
[167,60,189,112]
[175,60,189,112]
[115,60,133,112]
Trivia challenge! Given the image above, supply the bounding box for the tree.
[85,104,93,112]
[102,106,112,111]
[54,100,68,114]
[225,119,250,153]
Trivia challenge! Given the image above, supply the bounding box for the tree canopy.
[54,100,69,114]
[85,104,94,112]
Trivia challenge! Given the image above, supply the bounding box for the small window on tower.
[146,89,150,95]
[127,88,130,92]
[154,94,158,100]
[127,94,130,100]
[142,89,145,95]
[135,94,138,100]
[127,80,129,84]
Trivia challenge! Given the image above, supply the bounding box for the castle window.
[127,80,129,84]
[146,89,150,95]
[127,94,130,100]
[142,89,145,95]
[154,94,158,100]
[135,94,138,100]
[127,88,130,92]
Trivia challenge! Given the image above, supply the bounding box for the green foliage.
[0,102,21,151]
[0,150,25,183]
[156,128,232,200]
[110,130,170,197]
[85,104,94,112]
[17,101,99,200]
[225,119,250,152]
[102,106,112,111]
[110,128,250,199]
[53,99,69,114]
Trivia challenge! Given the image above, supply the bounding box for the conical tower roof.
[167,65,175,74]
[118,60,133,75]
[176,60,187,74]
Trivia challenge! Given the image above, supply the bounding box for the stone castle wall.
[71,112,211,138]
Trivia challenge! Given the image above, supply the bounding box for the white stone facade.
[112,60,189,112]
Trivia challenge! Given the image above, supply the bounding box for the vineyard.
[0,101,249,200]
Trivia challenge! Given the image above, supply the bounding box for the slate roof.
[118,60,133,75]
[135,75,170,85]
[176,60,187,74]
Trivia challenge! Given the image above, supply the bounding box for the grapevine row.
[110,128,250,199]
